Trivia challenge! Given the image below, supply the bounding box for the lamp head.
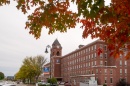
[45,48,48,53]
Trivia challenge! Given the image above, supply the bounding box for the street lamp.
[45,45,51,79]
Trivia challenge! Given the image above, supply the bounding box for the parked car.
[36,81,47,86]
[2,84,16,86]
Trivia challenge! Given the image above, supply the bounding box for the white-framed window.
[104,69,107,74]
[125,69,127,74]
[89,47,90,51]
[96,69,98,74]
[120,60,122,66]
[125,61,127,66]
[89,62,90,67]
[95,61,96,66]
[89,55,90,59]
[95,53,97,58]
[110,69,113,74]
[100,61,103,65]
[86,56,88,60]
[120,69,122,74]
[92,62,93,66]
[92,46,93,50]
[86,63,87,67]
[86,48,88,53]
[94,45,96,50]
[100,53,103,58]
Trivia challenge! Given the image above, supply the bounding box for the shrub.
[38,84,46,86]
[103,84,107,86]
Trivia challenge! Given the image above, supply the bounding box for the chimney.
[79,45,84,48]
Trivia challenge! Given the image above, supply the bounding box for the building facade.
[43,39,130,86]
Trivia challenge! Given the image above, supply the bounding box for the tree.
[47,77,57,85]
[116,79,129,86]
[0,72,4,80]
[1,0,130,59]
[15,55,47,83]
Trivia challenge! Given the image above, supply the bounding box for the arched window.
[57,51,60,56]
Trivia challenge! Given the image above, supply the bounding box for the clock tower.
[50,39,62,81]
[51,39,62,57]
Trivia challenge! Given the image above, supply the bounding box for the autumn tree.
[1,0,130,59]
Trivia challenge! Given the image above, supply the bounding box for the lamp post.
[45,45,51,79]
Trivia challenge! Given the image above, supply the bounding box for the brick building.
[43,39,130,86]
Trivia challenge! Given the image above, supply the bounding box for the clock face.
[57,45,60,48]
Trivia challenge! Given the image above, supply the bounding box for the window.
[100,53,103,58]
[92,46,93,50]
[89,70,90,74]
[56,59,60,63]
[105,77,107,83]
[104,69,107,74]
[89,55,90,59]
[95,61,96,66]
[89,47,90,51]
[86,48,88,53]
[89,62,90,67]
[96,69,98,74]
[120,69,122,74]
[95,53,97,58]
[120,54,122,58]
[96,77,98,80]
[94,45,96,50]
[120,60,122,66]
[125,61,127,66]
[92,70,93,74]
[110,69,113,74]
[92,54,93,59]
[104,53,107,58]
[92,62,93,66]
[105,61,107,66]
[125,69,127,74]
[104,45,107,51]
[100,61,103,66]
[110,78,113,83]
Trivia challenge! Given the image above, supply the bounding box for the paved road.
[16,83,35,86]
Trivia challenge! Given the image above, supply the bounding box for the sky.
[0,1,110,76]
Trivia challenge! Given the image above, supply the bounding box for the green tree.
[51,77,57,85]
[47,77,57,85]
[0,72,4,80]
[116,79,129,86]
[15,55,47,83]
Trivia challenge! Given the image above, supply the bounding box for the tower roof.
[52,39,61,46]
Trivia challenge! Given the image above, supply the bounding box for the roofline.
[62,39,105,59]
